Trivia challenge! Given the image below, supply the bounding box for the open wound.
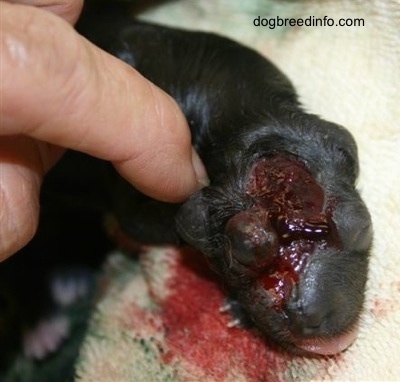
[225,155,342,311]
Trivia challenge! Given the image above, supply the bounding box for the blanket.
[75,0,400,381]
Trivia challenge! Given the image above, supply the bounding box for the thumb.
[1,3,208,202]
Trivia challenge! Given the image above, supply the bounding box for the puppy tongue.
[294,328,358,355]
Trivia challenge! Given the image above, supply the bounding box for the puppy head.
[176,153,372,356]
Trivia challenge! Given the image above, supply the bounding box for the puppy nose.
[286,303,330,336]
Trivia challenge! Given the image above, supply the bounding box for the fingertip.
[113,108,208,202]
[114,150,199,204]
[163,149,209,202]
[111,83,208,203]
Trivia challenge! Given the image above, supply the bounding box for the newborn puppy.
[65,6,373,356]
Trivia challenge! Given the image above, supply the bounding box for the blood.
[259,240,315,310]
[159,248,289,381]
[247,156,326,219]
[242,155,340,311]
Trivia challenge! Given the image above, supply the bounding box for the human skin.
[0,0,208,260]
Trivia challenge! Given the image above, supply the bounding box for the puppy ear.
[175,190,212,254]
[333,200,373,253]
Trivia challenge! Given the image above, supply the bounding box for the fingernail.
[191,148,209,188]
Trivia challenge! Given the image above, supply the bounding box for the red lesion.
[237,155,342,311]
[259,240,316,311]
[247,156,326,220]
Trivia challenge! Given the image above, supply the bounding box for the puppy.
[76,8,373,356]
[1,5,373,360]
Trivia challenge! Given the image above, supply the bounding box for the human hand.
[0,0,208,261]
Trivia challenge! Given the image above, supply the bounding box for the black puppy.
[1,6,372,359]
[76,9,372,356]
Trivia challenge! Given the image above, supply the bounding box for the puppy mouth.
[293,328,358,355]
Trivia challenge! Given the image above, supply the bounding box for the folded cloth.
[76,0,400,381]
